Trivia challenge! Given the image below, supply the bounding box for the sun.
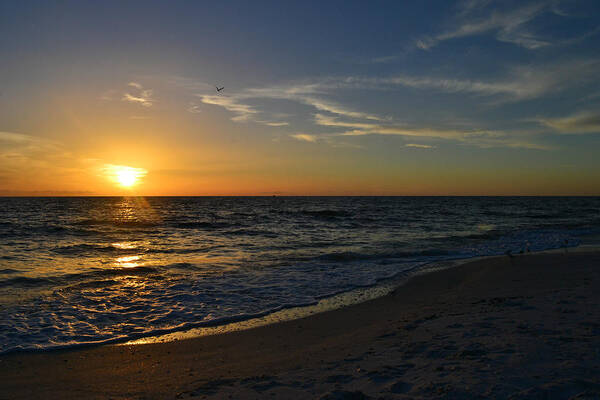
[102,164,147,188]
[116,169,138,187]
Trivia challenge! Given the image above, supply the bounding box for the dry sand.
[1,251,599,399]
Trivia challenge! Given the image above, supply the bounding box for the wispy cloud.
[258,121,289,127]
[405,143,435,149]
[199,95,258,121]
[199,82,383,125]
[314,113,382,130]
[176,62,588,149]
[0,132,74,182]
[314,114,549,149]
[0,131,38,144]
[244,82,383,121]
[288,133,364,149]
[187,102,202,114]
[0,131,60,151]
[417,2,546,50]
[198,58,598,116]
[122,82,155,107]
[456,0,494,16]
[99,89,118,101]
[416,1,588,50]
[315,113,468,141]
[303,97,382,121]
[343,58,600,103]
[290,134,318,142]
[537,110,600,134]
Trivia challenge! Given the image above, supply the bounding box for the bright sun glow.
[102,164,147,188]
[116,169,138,187]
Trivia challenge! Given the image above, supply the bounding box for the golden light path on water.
[114,255,143,268]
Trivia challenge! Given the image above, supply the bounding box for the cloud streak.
[258,121,289,127]
[538,110,600,134]
[0,131,61,152]
[290,134,318,142]
[314,114,549,149]
[199,95,258,121]
[189,56,600,134]
[122,82,155,107]
[0,132,76,184]
[191,76,556,149]
[178,55,600,150]
[338,58,600,103]
[416,1,575,50]
[199,82,383,125]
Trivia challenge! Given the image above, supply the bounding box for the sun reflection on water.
[111,242,139,250]
[114,255,143,268]
[112,197,160,225]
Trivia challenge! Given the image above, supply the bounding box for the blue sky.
[1,0,600,195]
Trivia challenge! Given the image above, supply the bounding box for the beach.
[3,0,600,397]
[1,250,599,399]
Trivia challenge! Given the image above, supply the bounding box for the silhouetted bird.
[216,86,224,92]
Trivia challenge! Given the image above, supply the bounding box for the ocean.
[1,196,599,353]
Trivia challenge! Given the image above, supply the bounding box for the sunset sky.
[1,0,600,195]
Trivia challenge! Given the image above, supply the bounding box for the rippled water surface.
[1,196,599,353]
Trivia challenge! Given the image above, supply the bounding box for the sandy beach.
[1,250,599,399]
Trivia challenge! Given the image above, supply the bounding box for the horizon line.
[1,194,599,198]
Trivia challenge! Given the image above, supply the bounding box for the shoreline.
[0,253,488,354]
[114,245,598,347]
[2,249,599,399]
[2,247,567,354]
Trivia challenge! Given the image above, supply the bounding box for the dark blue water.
[1,196,599,353]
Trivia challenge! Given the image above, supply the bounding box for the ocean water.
[1,196,599,353]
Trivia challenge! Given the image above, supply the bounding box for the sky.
[1,0,600,195]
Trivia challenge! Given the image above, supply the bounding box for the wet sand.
[1,251,599,399]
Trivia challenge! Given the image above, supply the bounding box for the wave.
[525,213,565,219]
[482,209,515,217]
[461,231,502,240]
[316,249,451,262]
[223,228,278,237]
[0,268,19,274]
[0,261,422,355]
[52,243,145,255]
[0,263,200,289]
[0,301,320,355]
[73,218,159,228]
[0,224,71,238]
[294,209,351,219]
[145,246,224,254]
[0,276,56,288]
[173,221,236,229]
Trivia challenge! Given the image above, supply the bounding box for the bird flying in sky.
[216,86,224,92]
